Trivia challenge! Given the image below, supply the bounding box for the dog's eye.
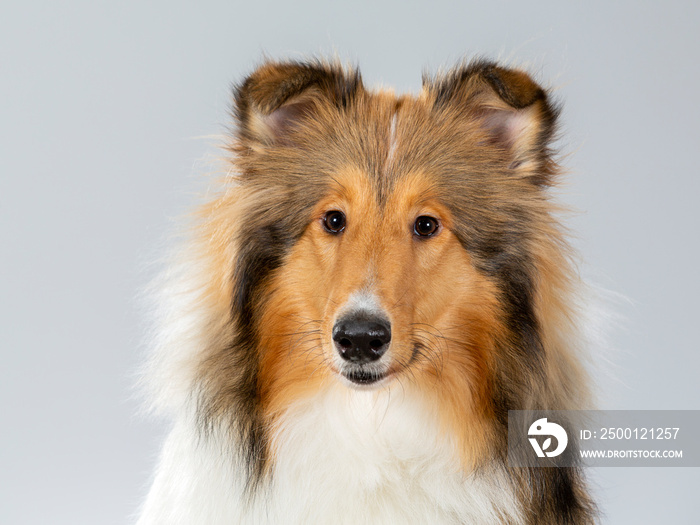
[414,216,439,237]
[323,210,346,234]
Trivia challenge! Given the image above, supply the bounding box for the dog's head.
[216,59,560,415]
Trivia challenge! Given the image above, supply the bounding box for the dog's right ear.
[233,60,363,148]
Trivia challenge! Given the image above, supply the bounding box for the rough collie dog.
[138,58,595,524]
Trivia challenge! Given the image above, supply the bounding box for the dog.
[137,58,596,524]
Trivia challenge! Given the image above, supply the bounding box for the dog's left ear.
[233,60,363,148]
[424,61,559,185]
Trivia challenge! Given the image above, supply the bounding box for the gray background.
[1,0,698,523]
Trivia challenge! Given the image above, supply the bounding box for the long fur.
[137,58,596,524]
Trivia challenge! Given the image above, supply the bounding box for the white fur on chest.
[138,387,520,525]
[256,387,519,524]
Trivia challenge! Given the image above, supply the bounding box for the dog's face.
[271,166,495,391]
[221,60,558,419]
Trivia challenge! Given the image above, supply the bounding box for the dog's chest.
[252,389,520,524]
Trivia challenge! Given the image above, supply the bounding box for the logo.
[528,418,568,458]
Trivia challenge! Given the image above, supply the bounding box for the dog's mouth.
[342,368,386,385]
[337,362,396,389]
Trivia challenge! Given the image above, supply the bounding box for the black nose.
[333,315,392,363]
